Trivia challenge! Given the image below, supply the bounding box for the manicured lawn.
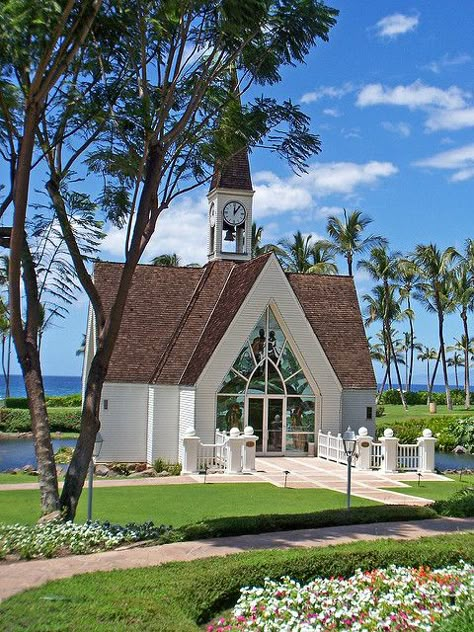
[0,483,377,525]
[384,474,474,502]
[0,533,472,632]
[380,404,471,424]
[0,473,42,484]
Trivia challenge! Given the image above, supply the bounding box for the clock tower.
[207,148,254,262]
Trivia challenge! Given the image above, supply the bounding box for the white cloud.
[102,196,209,265]
[316,205,344,219]
[341,127,361,139]
[426,107,474,131]
[253,172,313,218]
[300,82,354,104]
[413,142,474,182]
[357,80,467,110]
[322,107,341,117]
[374,13,419,39]
[303,161,398,195]
[423,53,471,74]
[381,121,411,137]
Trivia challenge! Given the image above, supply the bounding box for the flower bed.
[210,563,474,631]
[0,520,172,559]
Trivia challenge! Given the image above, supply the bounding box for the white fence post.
[356,426,373,470]
[182,429,200,474]
[380,428,399,473]
[225,427,243,474]
[242,426,258,472]
[417,429,437,472]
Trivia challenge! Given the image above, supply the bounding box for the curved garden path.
[0,517,473,602]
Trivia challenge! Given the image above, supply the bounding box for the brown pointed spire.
[209,66,253,192]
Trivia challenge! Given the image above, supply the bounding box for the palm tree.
[451,248,474,408]
[359,246,407,409]
[398,258,422,391]
[326,209,388,276]
[399,331,422,392]
[278,230,314,272]
[76,334,86,357]
[417,346,438,395]
[307,241,338,275]
[447,351,464,390]
[413,244,459,409]
[251,223,282,259]
[150,253,182,267]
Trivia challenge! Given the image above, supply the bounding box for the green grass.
[384,474,474,501]
[0,533,472,632]
[380,404,471,423]
[0,473,44,484]
[0,483,377,525]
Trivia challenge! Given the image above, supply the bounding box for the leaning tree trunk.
[462,312,471,409]
[428,348,441,404]
[408,305,415,391]
[437,309,452,410]
[388,336,407,410]
[426,360,430,398]
[376,366,389,403]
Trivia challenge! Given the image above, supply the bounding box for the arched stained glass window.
[218,306,314,397]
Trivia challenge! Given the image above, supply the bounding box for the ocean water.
[0,375,81,399]
[380,384,460,393]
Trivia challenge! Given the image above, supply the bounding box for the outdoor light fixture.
[87,431,104,521]
[342,426,357,511]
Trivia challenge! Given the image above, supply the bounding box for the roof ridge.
[149,263,217,383]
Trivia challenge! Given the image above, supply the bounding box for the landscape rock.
[157,471,171,477]
[134,463,148,472]
[452,445,467,454]
[128,468,157,478]
[95,464,110,477]
[37,510,62,524]
[22,464,35,473]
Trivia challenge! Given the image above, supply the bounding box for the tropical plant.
[326,209,387,276]
[397,258,422,391]
[447,351,464,391]
[76,334,86,357]
[413,244,459,409]
[417,345,439,398]
[278,230,314,273]
[308,240,338,274]
[150,254,181,267]
[451,248,474,408]
[398,331,423,392]
[250,223,281,259]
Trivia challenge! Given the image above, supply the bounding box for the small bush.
[4,394,81,409]
[153,459,182,476]
[0,407,81,433]
[375,404,384,417]
[378,389,473,407]
[449,417,474,452]
[376,415,461,450]
[433,487,474,517]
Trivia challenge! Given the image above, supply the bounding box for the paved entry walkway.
[0,457,452,505]
[0,517,472,602]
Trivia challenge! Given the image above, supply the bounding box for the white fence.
[317,427,436,473]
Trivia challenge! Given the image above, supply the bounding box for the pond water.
[434,451,474,471]
[0,438,77,471]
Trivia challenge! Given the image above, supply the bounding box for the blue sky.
[13,1,474,383]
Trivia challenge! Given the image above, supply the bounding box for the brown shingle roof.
[210,148,253,191]
[287,274,376,389]
[95,257,375,390]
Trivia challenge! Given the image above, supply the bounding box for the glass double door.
[247,397,284,454]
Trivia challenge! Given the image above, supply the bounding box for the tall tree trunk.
[454,363,459,390]
[428,348,441,404]
[405,346,408,392]
[408,301,415,391]
[388,335,407,409]
[376,365,389,403]
[426,359,430,397]
[462,312,470,409]
[437,309,452,410]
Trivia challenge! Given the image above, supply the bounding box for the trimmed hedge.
[376,415,462,450]
[0,534,472,631]
[0,407,81,433]
[168,504,438,543]
[4,394,81,409]
[379,388,471,406]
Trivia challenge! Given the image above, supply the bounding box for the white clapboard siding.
[178,388,196,461]
[147,385,180,463]
[341,390,377,436]
[98,382,148,462]
[194,255,343,443]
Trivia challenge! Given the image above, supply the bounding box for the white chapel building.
[82,150,377,464]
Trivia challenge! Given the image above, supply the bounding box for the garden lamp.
[88,431,104,521]
[342,426,357,511]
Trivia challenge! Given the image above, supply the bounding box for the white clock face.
[223,201,246,226]
[209,202,216,227]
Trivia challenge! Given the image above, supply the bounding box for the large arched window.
[216,307,315,453]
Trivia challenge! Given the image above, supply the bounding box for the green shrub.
[379,389,473,407]
[4,394,81,409]
[376,415,461,450]
[153,459,182,476]
[375,404,384,417]
[433,487,474,517]
[0,407,81,433]
[449,417,474,452]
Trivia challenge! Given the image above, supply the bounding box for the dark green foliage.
[433,487,474,517]
[376,404,385,417]
[153,459,182,476]
[376,416,468,450]
[379,389,471,406]
[436,606,474,631]
[4,394,81,409]
[0,407,81,433]
[167,505,437,543]
[449,417,474,452]
[0,534,472,631]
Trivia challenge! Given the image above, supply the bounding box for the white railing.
[371,442,383,469]
[197,439,227,472]
[397,444,419,471]
[317,431,348,465]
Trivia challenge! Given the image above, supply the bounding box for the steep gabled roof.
[287,274,376,389]
[209,148,253,192]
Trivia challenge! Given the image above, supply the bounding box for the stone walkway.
[0,517,472,602]
[0,457,451,506]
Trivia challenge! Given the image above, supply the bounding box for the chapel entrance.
[216,306,317,456]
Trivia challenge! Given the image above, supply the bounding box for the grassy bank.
[0,533,472,631]
[384,474,474,501]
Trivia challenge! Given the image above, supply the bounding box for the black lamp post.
[87,432,103,522]
[342,427,357,511]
